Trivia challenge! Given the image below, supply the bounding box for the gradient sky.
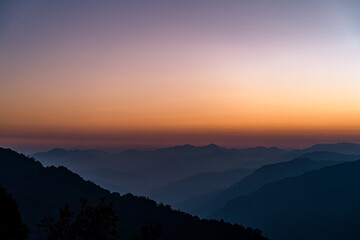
[1,0,360,152]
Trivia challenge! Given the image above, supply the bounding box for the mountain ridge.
[212,159,360,240]
[177,157,341,217]
[0,147,267,240]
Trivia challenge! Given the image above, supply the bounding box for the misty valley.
[1,143,360,239]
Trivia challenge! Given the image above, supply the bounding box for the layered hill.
[0,147,267,240]
[213,160,360,240]
[178,158,339,217]
[33,145,287,193]
[149,167,253,205]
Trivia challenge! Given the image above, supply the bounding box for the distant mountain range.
[32,144,288,194]
[0,147,266,240]
[176,156,341,217]
[212,160,360,240]
[285,142,360,157]
[32,143,360,205]
[3,142,360,239]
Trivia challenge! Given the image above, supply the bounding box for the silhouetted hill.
[299,151,360,161]
[0,184,28,239]
[32,143,360,209]
[286,142,360,158]
[212,159,360,240]
[33,145,288,193]
[33,148,111,171]
[154,144,226,156]
[149,168,253,205]
[0,147,267,240]
[178,158,339,217]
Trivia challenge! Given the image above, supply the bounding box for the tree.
[39,198,119,240]
[134,223,162,240]
[0,185,29,240]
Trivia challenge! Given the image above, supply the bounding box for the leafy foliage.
[134,223,162,240]
[39,198,119,240]
[0,185,29,240]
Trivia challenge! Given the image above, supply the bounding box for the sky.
[1,0,360,153]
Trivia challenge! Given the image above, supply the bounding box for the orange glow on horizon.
[1,0,360,151]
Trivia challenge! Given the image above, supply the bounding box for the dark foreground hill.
[0,147,267,240]
[178,158,339,217]
[213,160,360,240]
